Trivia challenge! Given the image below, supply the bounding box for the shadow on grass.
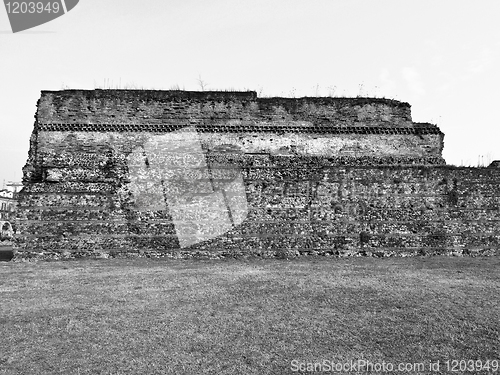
[0,249,14,262]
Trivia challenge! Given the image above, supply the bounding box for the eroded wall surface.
[15,90,500,258]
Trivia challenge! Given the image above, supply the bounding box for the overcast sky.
[1,0,499,185]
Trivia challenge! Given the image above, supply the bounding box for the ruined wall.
[15,90,500,259]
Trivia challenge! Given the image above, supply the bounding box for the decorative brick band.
[36,123,443,135]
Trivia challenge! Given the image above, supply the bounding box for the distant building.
[0,189,16,238]
[5,181,23,198]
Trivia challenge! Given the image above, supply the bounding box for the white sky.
[1,0,499,184]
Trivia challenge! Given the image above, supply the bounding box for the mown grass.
[0,256,499,374]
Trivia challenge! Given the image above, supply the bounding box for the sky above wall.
[1,0,499,185]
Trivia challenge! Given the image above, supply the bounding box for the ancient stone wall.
[15,90,500,259]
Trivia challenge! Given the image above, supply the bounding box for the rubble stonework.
[14,90,500,259]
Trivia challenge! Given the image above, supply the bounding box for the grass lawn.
[0,256,499,374]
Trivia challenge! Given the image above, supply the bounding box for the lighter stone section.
[127,127,248,248]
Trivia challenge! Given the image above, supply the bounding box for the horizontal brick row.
[37,123,443,135]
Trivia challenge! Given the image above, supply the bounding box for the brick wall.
[15,90,499,259]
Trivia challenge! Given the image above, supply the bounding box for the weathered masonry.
[15,89,500,259]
